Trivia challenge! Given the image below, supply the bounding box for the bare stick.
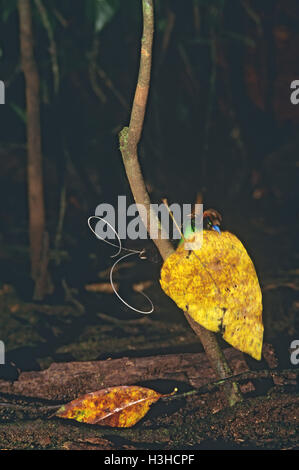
[163,368,299,402]
[119,0,242,406]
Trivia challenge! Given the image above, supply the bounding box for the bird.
[180,208,222,245]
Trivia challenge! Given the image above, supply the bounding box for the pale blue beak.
[212,225,221,234]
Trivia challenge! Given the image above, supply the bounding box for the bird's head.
[179,208,222,245]
[203,209,222,234]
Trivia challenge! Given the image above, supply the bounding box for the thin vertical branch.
[157,7,175,69]
[193,0,201,35]
[34,0,60,94]
[88,37,106,104]
[119,0,242,406]
[201,35,217,190]
[119,0,173,261]
[18,0,48,298]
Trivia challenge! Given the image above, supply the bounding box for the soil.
[0,209,298,450]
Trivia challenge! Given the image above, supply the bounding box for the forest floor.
[0,207,298,450]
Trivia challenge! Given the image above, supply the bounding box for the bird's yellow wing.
[160,230,263,360]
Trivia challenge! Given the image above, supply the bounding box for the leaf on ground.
[85,282,118,293]
[160,230,263,360]
[56,385,175,427]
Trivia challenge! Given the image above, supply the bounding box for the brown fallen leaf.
[56,385,176,427]
[132,280,153,292]
[85,282,118,293]
[98,262,136,280]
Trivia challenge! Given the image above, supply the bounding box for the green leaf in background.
[1,0,18,22]
[222,31,255,48]
[85,0,120,33]
[10,103,27,124]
